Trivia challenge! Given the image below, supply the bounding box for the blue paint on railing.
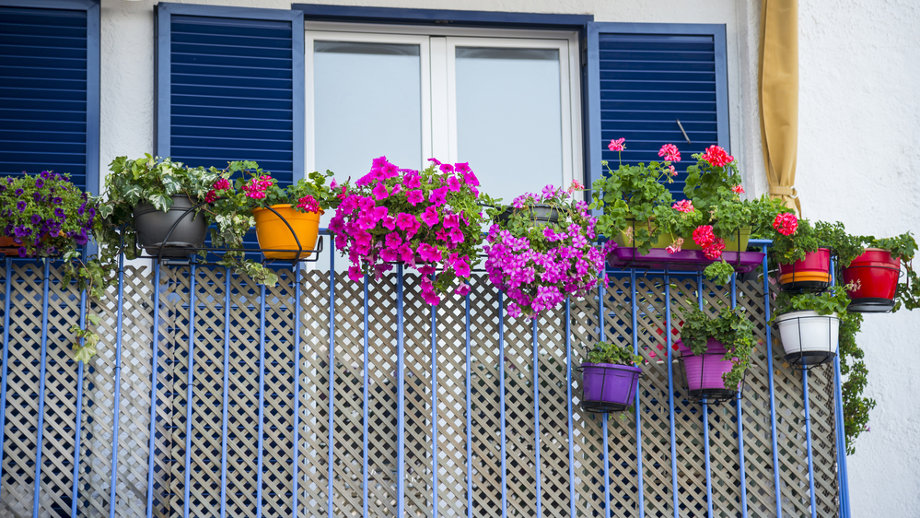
[465,293,474,518]
[830,257,850,518]
[363,275,370,517]
[664,274,680,517]
[565,298,577,517]
[0,258,12,498]
[396,263,406,517]
[327,238,336,518]
[697,273,713,518]
[431,299,439,518]
[146,262,162,518]
[183,259,197,518]
[532,317,542,518]
[220,267,232,518]
[70,287,87,517]
[32,260,51,518]
[731,274,750,518]
[759,244,783,516]
[256,280,267,518]
[498,292,507,518]
[629,270,645,516]
[598,278,611,518]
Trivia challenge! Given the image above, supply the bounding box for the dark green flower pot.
[133,195,207,257]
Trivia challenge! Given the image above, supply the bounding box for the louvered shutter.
[156,3,304,183]
[0,0,99,191]
[586,23,729,200]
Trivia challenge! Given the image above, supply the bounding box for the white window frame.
[304,22,583,186]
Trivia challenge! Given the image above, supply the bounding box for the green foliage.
[703,261,736,285]
[682,151,741,212]
[774,285,852,316]
[868,232,919,311]
[590,157,676,254]
[680,306,756,389]
[585,341,643,366]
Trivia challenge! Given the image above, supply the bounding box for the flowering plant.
[330,157,491,305]
[0,171,100,258]
[0,171,115,361]
[484,183,608,318]
[590,138,679,253]
[204,161,338,284]
[679,306,755,389]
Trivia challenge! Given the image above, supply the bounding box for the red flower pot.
[777,248,831,292]
[843,248,900,312]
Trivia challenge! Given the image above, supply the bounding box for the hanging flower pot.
[843,248,900,312]
[778,248,831,292]
[775,310,839,365]
[0,236,18,256]
[133,194,208,257]
[676,338,740,402]
[252,204,321,260]
[580,362,641,413]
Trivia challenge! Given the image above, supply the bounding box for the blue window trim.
[0,0,100,193]
[156,2,305,181]
[585,22,729,190]
[292,3,593,29]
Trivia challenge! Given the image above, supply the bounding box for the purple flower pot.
[580,362,641,413]
[675,338,739,402]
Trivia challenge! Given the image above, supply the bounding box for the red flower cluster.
[700,145,734,167]
[773,212,798,236]
[692,224,726,260]
[206,177,232,204]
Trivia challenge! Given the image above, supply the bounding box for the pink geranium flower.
[608,137,626,152]
[773,212,798,236]
[658,143,681,162]
[700,145,734,167]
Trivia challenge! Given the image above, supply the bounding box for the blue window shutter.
[586,23,729,200]
[156,3,305,185]
[0,0,99,192]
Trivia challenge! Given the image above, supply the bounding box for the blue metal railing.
[0,234,852,517]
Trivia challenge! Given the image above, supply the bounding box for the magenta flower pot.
[580,362,641,413]
[675,338,739,402]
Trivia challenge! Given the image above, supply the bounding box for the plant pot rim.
[580,362,642,373]
[775,310,840,322]
[252,204,324,216]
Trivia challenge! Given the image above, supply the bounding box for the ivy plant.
[585,341,643,366]
[679,306,756,389]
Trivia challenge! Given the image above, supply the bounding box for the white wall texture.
[98,0,919,515]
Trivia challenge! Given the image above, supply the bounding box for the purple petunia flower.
[14,188,23,196]
[16,201,25,212]
[40,170,50,179]
[54,208,65,220]
[35,177,44,188]
[30,214,42,226]
[32,192,42,203]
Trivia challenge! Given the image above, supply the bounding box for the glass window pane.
[455,46,563,202]
[313,41,423,176]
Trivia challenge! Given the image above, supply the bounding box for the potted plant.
[485,182,608,318]
[773,286,853,365]
[590,138,678,253]
[0,171,114,361]
[769,219,862,292]
[580,340,643,413]
[675,306,755,401]
[99,154,218,258]
[329,157,491,305]
[843,232,919,312]
[205,160,336,265]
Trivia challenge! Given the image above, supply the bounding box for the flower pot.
[775,310,839,366]
[842,248,900,312]
[777,248,831,292]
[0,236,18,256]
[133,195,208,258]
[252,204,321,260]
[580,362,641,413]
[613,217,676,248]
[496,203,559,225]
[675,338,739,401]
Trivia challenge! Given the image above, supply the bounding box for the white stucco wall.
[98,0,919,515]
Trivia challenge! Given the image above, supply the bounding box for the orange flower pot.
[252,204,321,260]
[0,236,18,256]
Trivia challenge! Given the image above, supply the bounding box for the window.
[306,24,582,201]
[0,0,99,191]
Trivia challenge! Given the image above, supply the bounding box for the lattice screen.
[0,262,840,517]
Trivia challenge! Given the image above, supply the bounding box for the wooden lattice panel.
[0,262,842,517]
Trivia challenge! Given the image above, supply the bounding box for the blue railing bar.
[220,267,232,518]
[145,262,162,518]
[256,281,268,518]
[328,236,337,517]
[31,260,51,517]
[760,245,783,515]
[829,257,851,517]
[498,292,507,518]
[396,263,406,518]
[292,265,303,516]
[532,318,542,518]
[803,364,817,518]
[697,273,713,518]
[70,286,87,517]
[607,268,724,277]
[182,258,197,518]
[108,253,126,518]
[565,298,577,517]
[629,270,645,516]
[731,274,749,518]
[665,273,679,518]
[431,301,439,518]
[598,279,611,518]
[465,293,473,518]
[0,258,12,497]
[363,276,370,518]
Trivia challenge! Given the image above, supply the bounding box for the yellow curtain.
[759,0,800,213]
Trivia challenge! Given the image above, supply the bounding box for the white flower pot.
[775,310,839,366]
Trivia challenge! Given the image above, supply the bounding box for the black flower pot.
[496,203,560,225]
[133,195,207,257]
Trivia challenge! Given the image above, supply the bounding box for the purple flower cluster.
[484,185,609,318]
[0,171,97,257]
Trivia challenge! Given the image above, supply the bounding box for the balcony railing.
[0,233,848,517]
